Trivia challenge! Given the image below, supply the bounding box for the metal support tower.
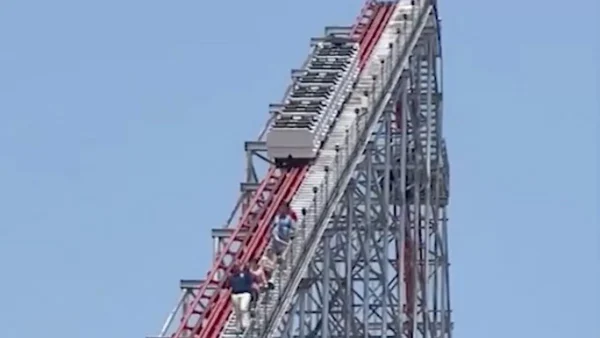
[148,2,452,338]
[252,3,452,337]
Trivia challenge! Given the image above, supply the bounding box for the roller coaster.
[149,0,452,337]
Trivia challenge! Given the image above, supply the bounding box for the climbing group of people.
[227,202,298,332]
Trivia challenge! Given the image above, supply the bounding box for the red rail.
[171,167,288,337]
[169,2,397,338]
[201,167,308,338]
[359,2,395,68]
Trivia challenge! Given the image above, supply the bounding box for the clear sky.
[0,0,597,337]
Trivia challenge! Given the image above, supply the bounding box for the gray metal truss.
[147,3,453,338]
[262,8,452,338]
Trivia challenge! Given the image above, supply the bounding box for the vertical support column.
[322,234,331,338]
[243,146,252,214]
[308,266,315,330]
[345,179,355,338]
[430,26,445,338]
[421,34,434,338]
[398,75,409,338]
[363,143,373,338]
[390,82,403,337]
[212,232,221,282]
[415,48,427,338]
[409,51,421,338]
[441,208,452,337]
[182,290,190,338]
[285,306,295,338]
[299,287,306,338]
[213,237,219,263]
[382,96,392,336]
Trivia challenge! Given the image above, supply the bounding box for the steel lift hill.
[149,0,451,337]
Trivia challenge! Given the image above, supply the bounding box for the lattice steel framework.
[147,3,452,338]
[260,8,452,338]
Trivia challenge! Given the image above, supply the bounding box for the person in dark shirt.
[228,262,253,331]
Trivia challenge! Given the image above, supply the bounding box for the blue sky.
[0,0,597,337]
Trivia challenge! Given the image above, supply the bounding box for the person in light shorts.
[227,262,254,332]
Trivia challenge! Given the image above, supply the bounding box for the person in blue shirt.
[227,262,254,332]
[272,205,295,257]
[273,205,295,241]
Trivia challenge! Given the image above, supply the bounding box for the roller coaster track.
[155,1,439,338]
